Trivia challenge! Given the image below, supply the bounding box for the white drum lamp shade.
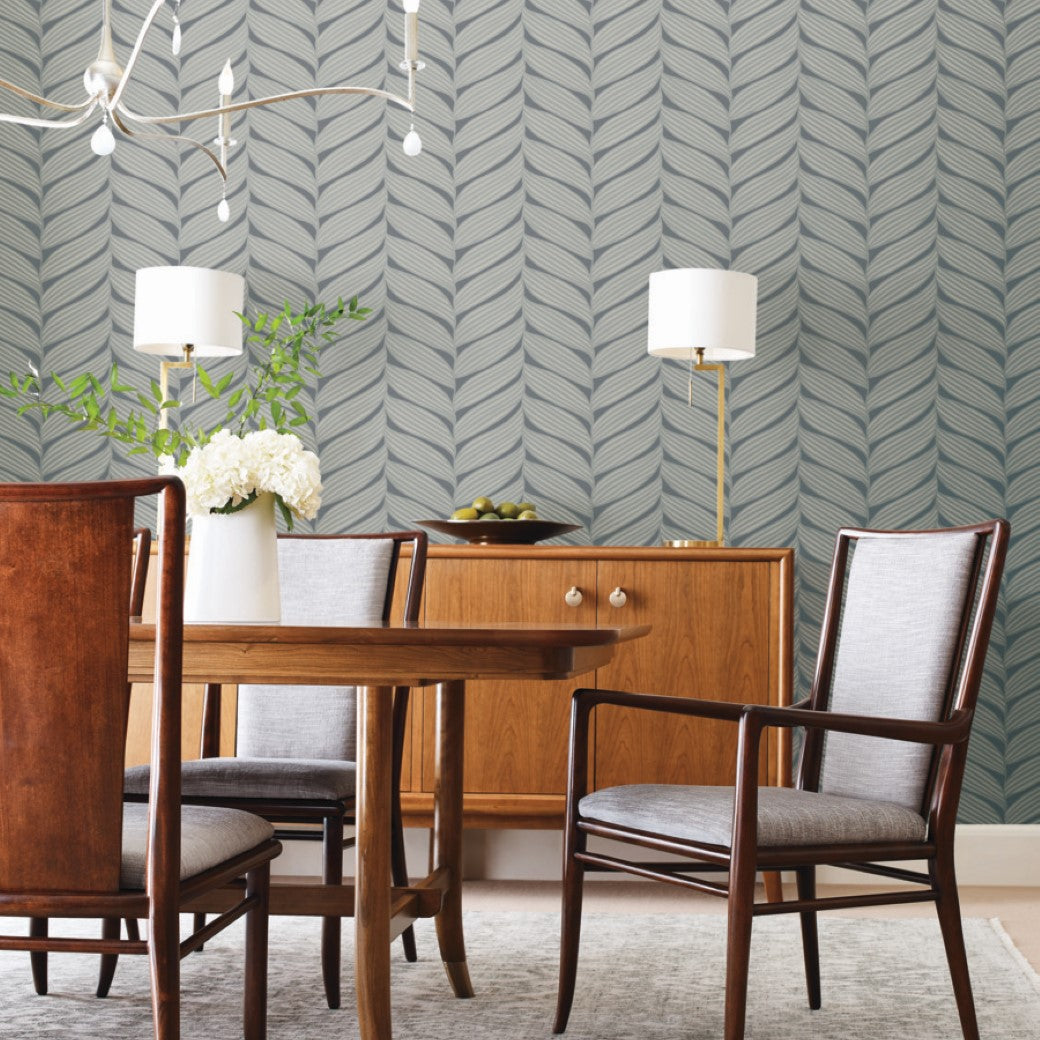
[133,266,245,358]
[647,268,757,361]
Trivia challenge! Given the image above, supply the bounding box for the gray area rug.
[0,912,1037,1038]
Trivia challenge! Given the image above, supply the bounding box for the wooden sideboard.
[127,544,793,830]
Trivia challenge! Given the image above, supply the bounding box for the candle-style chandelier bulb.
[217,197,230,223]
[403,124,422,156]
[403,0,420,12]
[171,0,182,55]
[218,59,234,97]
[91,119,115,156]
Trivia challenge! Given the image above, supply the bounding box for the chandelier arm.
[116,83,415,127]
[112,108,227,182]
[107,0,170,113]
[0,97,98,130]
[0,78,96,115]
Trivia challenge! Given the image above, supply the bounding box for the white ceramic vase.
[184,491,281,624]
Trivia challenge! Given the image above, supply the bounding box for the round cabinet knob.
[565,586,583,608]
[609,587,628,609]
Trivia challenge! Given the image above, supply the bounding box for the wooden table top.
[128,620,651,686]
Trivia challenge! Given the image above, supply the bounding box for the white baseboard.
[272,824,1040,888]
[818,824,1040,888]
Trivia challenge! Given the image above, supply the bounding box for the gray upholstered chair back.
[818,532,978,812]
[235,536,394,762]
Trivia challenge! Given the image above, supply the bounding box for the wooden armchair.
[553,520,1008,1040]
[124,529,428,1009]
[0,477,282,1040]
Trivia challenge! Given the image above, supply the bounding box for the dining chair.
[553,520,1009,1040]
[0,478,282,1040]
[124,529,428,1009]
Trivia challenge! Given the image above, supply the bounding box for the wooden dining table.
[127,618,649,1040]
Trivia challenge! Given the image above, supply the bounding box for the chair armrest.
[573,688,970,747]
[572,687,748,722]
[742,704,973,746]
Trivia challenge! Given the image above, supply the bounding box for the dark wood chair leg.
[192,912,207,950]
[321,814,344,1010]
[97,917,142,995]
[552,829,587,1033]
[723,852,757,1040]
[932,854,980,1040]
[795,866,821,1009]
[391,684,418,962]
[763,870,784,902]
[29,917,47,995]
[244,862,271,1040]
[96,917,121,997]
[149,904,181,1040]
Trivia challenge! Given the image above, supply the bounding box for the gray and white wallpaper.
[1,0,1038,823]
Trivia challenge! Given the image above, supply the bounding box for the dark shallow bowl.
[415,519,581,545]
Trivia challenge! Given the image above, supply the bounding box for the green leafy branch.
[1,295,369,467]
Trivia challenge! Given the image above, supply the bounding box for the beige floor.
[461,880,1040,973]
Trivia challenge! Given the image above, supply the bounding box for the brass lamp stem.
[694,349,726,547]
[667,347,725,549]
[158,344,195,431]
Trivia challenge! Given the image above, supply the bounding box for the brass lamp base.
[663,538,722,548]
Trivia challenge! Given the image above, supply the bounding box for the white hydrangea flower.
[179,429,323,523]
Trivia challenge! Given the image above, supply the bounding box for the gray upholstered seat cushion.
[579,785,927,848]
[120,802,275,890]
[124,757,356,801]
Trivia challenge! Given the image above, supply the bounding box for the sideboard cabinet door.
[593,558,779,790]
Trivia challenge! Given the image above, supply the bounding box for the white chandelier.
[0,0,424,223]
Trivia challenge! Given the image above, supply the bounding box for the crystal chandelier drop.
[0,0,424,223]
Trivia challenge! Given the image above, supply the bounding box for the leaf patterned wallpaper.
[0,0,1037,823]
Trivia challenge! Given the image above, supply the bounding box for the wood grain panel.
[593,559,772,789]
[420,556,597,795]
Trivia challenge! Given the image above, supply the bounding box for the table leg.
[355,684,394,1040]
[432,679,474,997]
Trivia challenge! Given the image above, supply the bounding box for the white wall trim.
[817,824,1040,888]
[273,824,1040,887]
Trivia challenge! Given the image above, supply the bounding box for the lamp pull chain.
[688,348,705,407]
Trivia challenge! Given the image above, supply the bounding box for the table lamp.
[648,267,757,547]
[133,265,245,430]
